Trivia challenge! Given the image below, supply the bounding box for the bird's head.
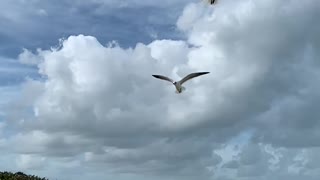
[173,81,177,85]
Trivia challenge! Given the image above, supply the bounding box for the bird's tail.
[175,86,186,94]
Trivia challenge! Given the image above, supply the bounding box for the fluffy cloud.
[3,0,320,179]
[16,154,46,170]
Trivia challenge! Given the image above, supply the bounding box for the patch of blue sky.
[0,1,187,59]
[0,153,17,171]
[0,56,39,127]
[0,57,39,86]
[0,85,22,108]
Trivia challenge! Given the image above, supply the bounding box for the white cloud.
[16,154,46,170]
[18,48,44,65]
[3,0,320,179]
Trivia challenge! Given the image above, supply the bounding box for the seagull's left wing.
[179,72,210,84]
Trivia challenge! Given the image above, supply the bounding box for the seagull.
[208,0,217,5]
[152,72,210,94]
[202,0,218,5]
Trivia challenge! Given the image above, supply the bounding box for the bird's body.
[152,72,209,94]
[173,81,185,94]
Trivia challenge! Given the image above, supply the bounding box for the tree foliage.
[0,171,49,180]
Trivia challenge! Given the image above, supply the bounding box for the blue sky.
[0,0,191,57]
[1,0,320,180]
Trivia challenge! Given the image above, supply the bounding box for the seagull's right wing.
[152,75,174,83]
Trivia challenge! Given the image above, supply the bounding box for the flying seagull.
[202,0,217,5]
[208,0,217,5]
[152,72,209,94]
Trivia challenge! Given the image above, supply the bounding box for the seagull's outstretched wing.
[179,72,209,84]
[152,75,174,83]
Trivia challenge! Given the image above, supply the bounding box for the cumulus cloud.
[3,0,320,179]
[18,48,44,65]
